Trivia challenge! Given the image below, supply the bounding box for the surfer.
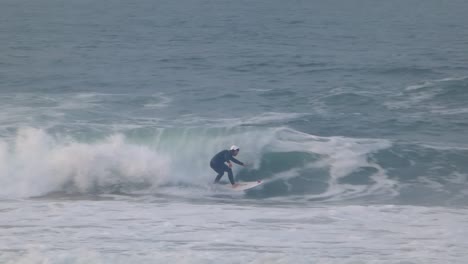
[210,145,247,187]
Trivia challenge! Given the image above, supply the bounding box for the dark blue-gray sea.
[1,0,468,263]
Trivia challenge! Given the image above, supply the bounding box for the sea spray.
[0,128,170,198]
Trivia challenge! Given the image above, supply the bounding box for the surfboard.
[224,180,263,191]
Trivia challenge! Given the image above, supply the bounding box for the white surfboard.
[224,180,263,191]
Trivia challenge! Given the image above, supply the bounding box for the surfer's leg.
[226,167,234,185]
[214,172,224,183]
[211,162,224,183]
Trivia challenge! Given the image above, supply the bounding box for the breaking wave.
[1,127,467,205]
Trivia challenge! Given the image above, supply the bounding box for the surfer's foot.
[232,183,239,188]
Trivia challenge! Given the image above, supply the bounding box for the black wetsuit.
[210,150,244,185]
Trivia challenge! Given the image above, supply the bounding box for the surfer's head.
[230,145,240,156]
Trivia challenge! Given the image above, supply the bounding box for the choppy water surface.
[2,0,468,263]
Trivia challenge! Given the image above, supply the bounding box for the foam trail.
[267,129,396,201]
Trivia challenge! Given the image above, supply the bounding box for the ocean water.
[1,0,468,263]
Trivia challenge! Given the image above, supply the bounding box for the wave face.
[1,127,467,205]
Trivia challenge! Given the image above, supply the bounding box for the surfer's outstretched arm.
[230,157,244,166]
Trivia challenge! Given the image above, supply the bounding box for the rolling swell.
[371,143,468,205]
[1,126,467,205]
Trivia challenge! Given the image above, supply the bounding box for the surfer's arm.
[230,157,244,166]
[222,151,232,167]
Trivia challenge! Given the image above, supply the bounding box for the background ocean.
[1,0,468,263]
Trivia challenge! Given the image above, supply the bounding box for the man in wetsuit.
[210,145,246,187]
